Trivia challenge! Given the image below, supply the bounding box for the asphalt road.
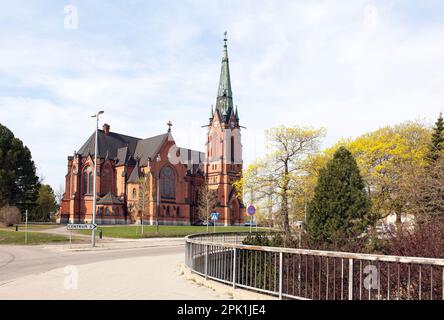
[0,242,184,284]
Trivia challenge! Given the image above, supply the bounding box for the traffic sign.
[210,212,219,221]
[247,205,256,216]
[67,224,97,230]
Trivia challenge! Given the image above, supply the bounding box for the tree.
[264,126,325,242]
[31,184,58,222]
[134,176,151,234]
[196,185,218,232]
[412,156,444,221]
[426,113,444,163]
[306,147,374,245]
[235,126,325,242]
[0,123,40,213]
[302,121,430,224]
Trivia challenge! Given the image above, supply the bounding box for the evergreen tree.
[427,113,444,162]
[0,123,40,213]
[305,147,374,245]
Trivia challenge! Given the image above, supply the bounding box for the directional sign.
[210,212,219,221]
[67,224,97,230]
[247,205,256,216]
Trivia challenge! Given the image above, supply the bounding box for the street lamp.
[156,154,161,233]
[91,110,104,247]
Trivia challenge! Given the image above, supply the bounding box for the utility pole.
[91,110,104,247]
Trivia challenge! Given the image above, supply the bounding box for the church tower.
[205,33,243,226]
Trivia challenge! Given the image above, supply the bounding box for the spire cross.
[167,121,173,132]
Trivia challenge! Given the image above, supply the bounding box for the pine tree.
[305,147,374,245]
[0,123,40,214]
[427,113,444,162]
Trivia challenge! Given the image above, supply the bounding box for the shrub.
[0,205,21,227]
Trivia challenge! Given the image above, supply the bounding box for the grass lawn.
[0,229,70,245]
[78,225,261,239]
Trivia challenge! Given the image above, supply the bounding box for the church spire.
[215,31,234,122]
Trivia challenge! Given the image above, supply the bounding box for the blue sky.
[1,0,444,192]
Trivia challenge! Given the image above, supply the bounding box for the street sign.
[67,224,97,230]
[247,205,256,216]
[210,212,219,221]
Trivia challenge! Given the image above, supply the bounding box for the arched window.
[89,172,93,194]
[101,163,113,195]
[160,166,175,199]
[132,188,137,199]
[83,166,92,195]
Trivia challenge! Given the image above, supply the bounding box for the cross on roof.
[167,121,173,132]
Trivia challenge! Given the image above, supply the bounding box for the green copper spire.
[215,31,234,122]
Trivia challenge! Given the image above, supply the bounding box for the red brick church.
[58,36,244,226]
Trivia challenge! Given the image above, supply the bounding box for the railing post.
[233,248,237,289]
[279,252,283,300]
[348,258,353,300]
[205,245,208,280]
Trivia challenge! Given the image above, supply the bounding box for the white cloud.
[1,0,444,191]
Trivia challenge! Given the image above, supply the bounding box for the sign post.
[247,205,256,233]
[211,212,219,233]
[25,209,28,245]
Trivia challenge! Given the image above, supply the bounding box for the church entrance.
[230,198,241,225]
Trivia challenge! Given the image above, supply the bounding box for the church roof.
[214,32,235,124]
[97,192,123,205]
[127,161,141,183]
[78,130,140,160]
[133,133,169,165]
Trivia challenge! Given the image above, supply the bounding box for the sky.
[1,0,444,192]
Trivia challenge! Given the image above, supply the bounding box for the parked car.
[244,221,257,227]
[192,220,214,226]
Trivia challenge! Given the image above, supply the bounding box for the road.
[0,240,234,299]
[0,242,183,283]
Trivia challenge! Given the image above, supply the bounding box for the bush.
[0,205,21,227]
[384,220,444,258]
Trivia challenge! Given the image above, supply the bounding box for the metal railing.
[185,232,444,300]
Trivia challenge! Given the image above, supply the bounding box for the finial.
[224,31,227,46]
[167,120,173,132]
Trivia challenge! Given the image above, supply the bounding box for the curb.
[179,263,276,300]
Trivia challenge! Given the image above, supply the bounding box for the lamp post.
[156,154,161,233]
[91,110,104,247]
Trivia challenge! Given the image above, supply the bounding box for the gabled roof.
[133,133,169,166]
[97,192,123,205]
[78,130,140,159]
[127,161,141,183]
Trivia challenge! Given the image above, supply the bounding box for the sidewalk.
[0,253,230,300]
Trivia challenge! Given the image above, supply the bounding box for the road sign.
[210,212,219,221]
[247,205,256,216]
[67,224,97,230]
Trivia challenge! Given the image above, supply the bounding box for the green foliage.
[306,147,375,245]
[0,123,40,213]
[427,113,444,162]
[31,184,57,222]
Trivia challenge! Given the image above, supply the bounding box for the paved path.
[0,240,233,300]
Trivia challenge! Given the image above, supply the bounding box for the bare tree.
[134,176,151,234]
[196,185,218,232]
